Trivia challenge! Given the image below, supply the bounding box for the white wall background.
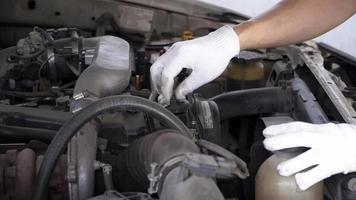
[199,0,356,58]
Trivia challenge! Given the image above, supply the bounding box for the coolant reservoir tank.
[255,153,324,200]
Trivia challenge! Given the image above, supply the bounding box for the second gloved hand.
[263,122,356,191]
[150,25,240,105]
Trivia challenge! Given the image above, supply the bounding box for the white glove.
[263,122,356,191]
[150,25,240,105]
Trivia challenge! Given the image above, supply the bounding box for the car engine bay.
[1,1,356,200]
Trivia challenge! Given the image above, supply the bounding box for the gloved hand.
[150,25,240,106]
[263,122,356,191]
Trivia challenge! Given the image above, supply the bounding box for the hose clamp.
[147,152,244,195]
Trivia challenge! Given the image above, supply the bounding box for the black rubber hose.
[210,87,291,120]
[33,95,192,200]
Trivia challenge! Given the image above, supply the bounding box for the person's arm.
[236,0,356,50]
[240,0,356,192]
[149,0,356,192]
[150,0,356,104]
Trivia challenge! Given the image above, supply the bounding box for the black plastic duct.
[290,78,329,123]
[210,87,291,120]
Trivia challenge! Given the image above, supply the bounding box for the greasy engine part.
[73,35,132,98]
[196,139,249,179]
[0,27,79,103]
[210,87,291,120]
[114,130,200,192]
[191,97,222,144]
[67,34,132,200]
[0,27,131,108]
[34,95,193,200]
[67,121,98,200]
[38,155,69,200]
[0,103,71,130]
[0,148,36,200]
[150,140,248,200]
[114,130,224,200]
[164,95,222,144]
[299,45,356,124]
[0,124,56,142]
[0,149,68,200]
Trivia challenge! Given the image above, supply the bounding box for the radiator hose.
[33,95,193,200]
[210,87,291,120]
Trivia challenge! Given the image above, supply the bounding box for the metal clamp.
[147,163,160,194]
[71,90,100,113]
[147,152,245,195]
[95,161,114,191]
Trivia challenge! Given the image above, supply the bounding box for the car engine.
[1,1,356,200]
